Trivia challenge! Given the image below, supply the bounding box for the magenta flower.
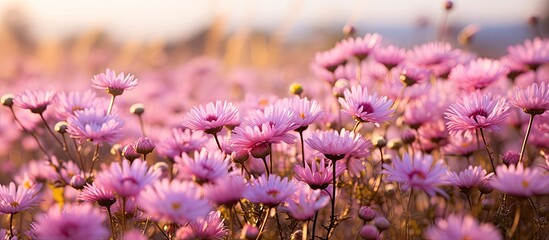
[244,174,298,207]
[294,158,345,190]
[138,179,211,223]
[510,82,549,115]
[399,65,431,86]
[443,133,479,157]
[447,165,492,192]
[449,58,509,91]
[280,183,330,221]
[313,47,348,72]
[14,90,56,114]
[92,68,138,96]
[54,90,104,120]
[305,129,371,161]
[156,128,208,159]
[203,174,246,206]
[0,182,41,214]
[425,214,502,240]
[506,37,549,70]
[33,203,109,240]
[445,92,510,136]
[382,153,448,197]
[338,33,382,60]
[373,44,407,70]
[175,211,227,240]
[95,159,160,198]
[182,100,240,135]
[175,149,231,184]
[274,96,324,131]
[407,42,461,77]
[490,163,549,197]
[78,182,116,208]
[67,108,124,145]
[339,85,394,125]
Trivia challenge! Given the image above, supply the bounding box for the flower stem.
[299,130,306,167]
[256,207,270,240]
[9,213,14,239]
[261,157,270,177]
[88,144,100,176]
[107,207,116,239]
[479,128,496,174]
[325,160,338,239]
[405,188,414,240]
[275,209,284,240]
[107,95,116,115]
[311,211,318,240]
[213,133,223,152]
[507,201,522,239]
[121,197,127,233]
[137,114,146,136]
[39,113,63,147]
[302,220,308,240]
[352,121,361,133]
[519,114,536,164]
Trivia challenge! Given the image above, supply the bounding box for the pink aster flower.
[33,203,109,240]
[444,133,479,157]
[203,174,246,206]
[507,37,549,70]
[373,44,407,70]
[274,96,324,131]
[92,68,138,96]
[0,182,41,214]
[244,174,298,207]
[408,42,461,77]
[399,65,431,86]
[313,47,349,72]
[67,108,124,145]
[78,182,116,208]
[338,33,382,60]
[449,58,509,91]
[182,100,240,135]
[447,165,492,192]
[280,183,330,221]
[95,159,160,198]
[445,92,510,136]
[14,90,56,114]
[339,85,394,125]
[175,211,227,240]
[510,82,549,115]
[138,179,211,223]
[294,158,345,190]
[54,90,104,120]
[490,163,549,197]
[175,149,231,184]
[425,214,502,240]
[156,128,208,159]
[305,129,371,161]
[382,153,448,197]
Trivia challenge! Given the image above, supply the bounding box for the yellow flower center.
[171,202,181,210]
[10,202,19,207]
[300,112,306,119]
[522,180,529,188]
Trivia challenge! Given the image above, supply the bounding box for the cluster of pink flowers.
[0,25,549,240]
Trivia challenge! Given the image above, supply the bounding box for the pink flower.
[399,65,431,86]
[449,58,509,90]
[78,182,116,208]
[244,175,298,207]
[443,133,479,157]
[203,174,246,206]
[54,90,104,120]
[14,90,56,114]
[156,128,208,159]
[67,108,124,145]
[373,44,407,70]
[338,33,382,60]
[313,47,348,72]
[490,163,549,197]
[339,85,394,125]
[506,37,549,70]
[425,214,502,240]
[175,211,227,240]
[92,68,138,96]
[175,149,231,184]
[382,153,448,197]
[182,100,240,135]
[138,179,211,223]
[33,203,109,240]
[95,159,159,198]
[510,82,549,115]
[447,165,492,192]
[445,92,510,136]
[274,96,324,131]
[294,158,345,190]
[407,42,461,77]
[0,182,41,214]
[305,129,371,161]
[280,183,330,221]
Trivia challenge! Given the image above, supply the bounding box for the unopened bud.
[289,83,303,96]
[153,162,170,179]
[122,144,141,161]
[130,103,145,115]
[358,206,377,221]
[134,137,155,155]
[343,23,356,37]
[1,94,15,107]
[240,224,259,240]
[250,143,271,159]
[359,224,379,240]
[332,79,350,98]
[374,217,390,231]
[444,1,453,10]
[478,179,493,194]
[54,121,68,134]
[70,175,86,190]
[387,139,403,150]
[501,150,520,166]
[372,136,387,148]
[401,129,416,144]
[232,149,250,164]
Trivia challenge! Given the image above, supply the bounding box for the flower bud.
[153,162,170,179]
[122,144,141,161]
[332,79,350,98]
[250,143,271,159]
[134,137,155,155]
[478,179,493,194]
[1,94,15,107]
[359,225,379,240]
[343,23,356,37]
[54,121,69,134]
[401,129,416,144]
[240,224,259,240]
[372,136,387,148]
[358,206,377,221]
[130,103,145,115]
[387,139,403,150]
[444,0,453,10]
[374,217,390,231]
[232,149,250,164]
[289,83,303,96]
[501,150,519,166]
[70,175,86,190]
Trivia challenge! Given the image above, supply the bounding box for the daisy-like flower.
[444,133,479,157]
[67,108,124,145]
[175,211,228,240]
[54,90,104,120]
[33,203,109,240]
[407,42,461,77]
[445,92,510,136]
[305,129,371,161]
[338,33,382,60]
[490,163,549,197]
[0,182,41,214]
[244,174,298,207]
[182,100,240,135]
[510,82,549,115]
[425,214,502,240]
[203,174,246,206]
[294,158,345,190]
[449,58,509,91]
[399,65,431,86]
[373,44,407,70]
[175,149,230,184]
[14,90,56,114]
[313,47,349,72]
[92,68,138,96]
[339,85,394,126]
[506,37,549,70]
[280,183,330,221]
[78,182,116,208]
[447,165,492,193]
[382,153,448,197]
[156,128,208,159]
[138,179,211,224]
[95,159,160,198]
[274,96,324,131]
